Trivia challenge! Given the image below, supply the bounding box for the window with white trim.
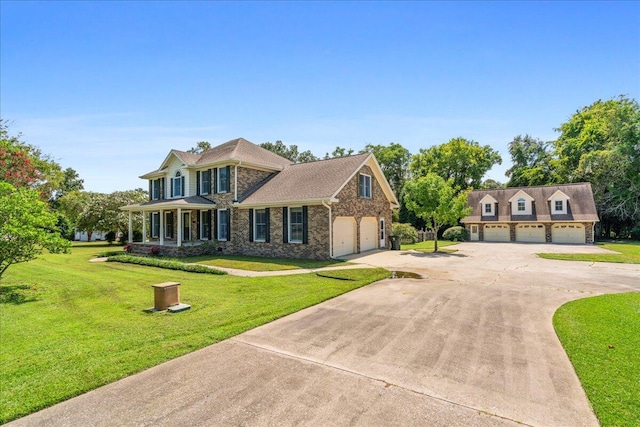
[151,212,160,238]
[172,171,182,198]
[359,174,371,198]
[254,209,267,242]
[164,212,173,238]
[217,209,229,241]
[289,207,303,243]
[200,170,211,195]
[217,167,229,193]
[200,210,211,240]
[554,200,564,212]
[517,198,526,212]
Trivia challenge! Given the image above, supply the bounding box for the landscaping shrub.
[443,226,468,242]
[630,226,640,241]
[107,255,226,275]
[392,223,419,243]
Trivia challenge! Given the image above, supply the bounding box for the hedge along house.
[460,183,599,244]
[120,138,399,259]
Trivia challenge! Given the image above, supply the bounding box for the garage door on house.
[516,224,546,243]
[552,223,585,244]
[483,224,510,242]
[333,217,356,257]
[360,217,378,252]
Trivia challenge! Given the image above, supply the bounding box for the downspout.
[322,200,333,258]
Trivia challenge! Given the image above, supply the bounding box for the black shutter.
[149,213,153,236]
[265,208,271,243]
[196,171,201,195]
[170,178,173,198]
[282,207,288,243]
[161,178,166,200]
[213,168,218,194]
[181,176,185,197]
[302,206,308,244]
[196,211,201,240]
[213,210,218,240]
[249,209,254,242]
[148,180,152,201]
[226,209,231,241]
[226,166,231,193]
[207,210,212,240]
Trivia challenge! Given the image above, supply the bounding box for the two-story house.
[461,183,599,244]
[121,138,399,259]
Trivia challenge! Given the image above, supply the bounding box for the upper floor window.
[172,171,183,198]
[554,200,564,212]
[217,167,229,193]
[151,179,161,200]
[517,198,526,212]
[359,174,371,199]
[200,170,211,195]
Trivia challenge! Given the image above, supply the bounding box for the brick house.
[461,183,599,244]
[121,138,399,259]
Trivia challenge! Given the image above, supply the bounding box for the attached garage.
[516,224,546,243]
[483,224,510,242]
[552,223,585,244]
[360,217,378,252]
[333,217,356,257]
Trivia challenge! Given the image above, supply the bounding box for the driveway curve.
[10,243,640,426]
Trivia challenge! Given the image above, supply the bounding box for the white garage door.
[484,224,510,242]
[516,224,546,243]
[360,217,378,252]
[552,224,585,244]
[333,217,356,257]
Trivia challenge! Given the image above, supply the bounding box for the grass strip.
[539,241,640,264]
[554,293,640,426]
[107,255,226,275]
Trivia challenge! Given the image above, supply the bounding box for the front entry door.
[183,212,191,241]
[379,218,386,248]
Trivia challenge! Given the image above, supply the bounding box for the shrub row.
[107,255,226,275]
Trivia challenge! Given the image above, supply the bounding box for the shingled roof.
[462,183,599,223]
[239,153,374,205]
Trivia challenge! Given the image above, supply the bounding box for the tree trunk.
[433,223,439,252]
[87,230,93,242]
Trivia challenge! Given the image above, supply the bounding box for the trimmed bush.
[107,255,226,275]
[442,226,468,242]
[392,223,419,243]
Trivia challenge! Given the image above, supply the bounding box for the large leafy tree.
[100,189,148,234]
[260,140,318,163]
[187,141,212,154]
[505,135,554,187]
[552,96,640,237]
[403,173,471,252]
[361,142,411,195]
[0,182,70,279]
[410,137,502,190]
[58,191,107,242]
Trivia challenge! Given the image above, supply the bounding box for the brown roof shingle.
[196,138,292,170]
[462,183,599,223]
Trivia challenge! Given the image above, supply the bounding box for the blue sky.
[2,1,638,193]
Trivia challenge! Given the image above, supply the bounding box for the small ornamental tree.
[0,182,71,279]
[403,173,472,252]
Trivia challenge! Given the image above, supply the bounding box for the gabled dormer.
[508,190,534,215]
[548,189,570,215]
[479,194,498,216]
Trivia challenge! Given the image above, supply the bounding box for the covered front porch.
[120,196,216,247]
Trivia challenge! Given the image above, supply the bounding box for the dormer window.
[479,194,497,216]
[548,189,569,215]
[484,203,492,214]
[555,200,564,212]
[517,198,526,212]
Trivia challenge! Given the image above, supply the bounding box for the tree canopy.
[403,173,471,252]
[410,137,502,191]
[505,135,554,187]
[187,141,212,154]
[260,140,318,163]
[0,182,70,279]
[361,143,411,195]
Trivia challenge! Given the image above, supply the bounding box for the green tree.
[0,182,70,279]
[58,191,106,242]
[187,141,212,154]
[260,140,318,163]
[362,142,411,195]
[552,96,640,237]
[403,173,471,252]
[100,189,148,234]
[480,179,505,189]
[505,135,554,187]
[410,137,501,190]
[325,146,354,159]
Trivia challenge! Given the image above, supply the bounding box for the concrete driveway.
[10,243,640,426]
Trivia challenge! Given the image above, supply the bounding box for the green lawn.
[554,293,640,426]
[539,241,640,264]
[179,254,352,271]
[401,240,459,253]
[0,243,388,423]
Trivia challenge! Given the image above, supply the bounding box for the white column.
[159,209,164,245]
[128,212,133,243]
[177,208,182,247]
[142,213,147,244]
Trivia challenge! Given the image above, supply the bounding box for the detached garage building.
[461,183,599,244]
